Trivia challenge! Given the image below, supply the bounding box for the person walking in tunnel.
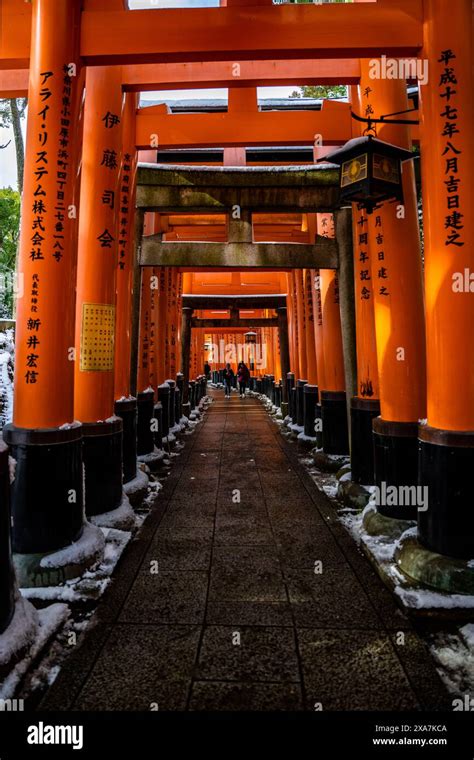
[223,363,234,399]
[237,361,250,398]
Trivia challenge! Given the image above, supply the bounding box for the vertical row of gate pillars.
[257,371,412,500]
[0,374,208,672]
[258,372,351,457]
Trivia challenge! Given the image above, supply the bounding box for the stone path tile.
[118,570,209,624]
[285,567,382,629]
[189,681,303,711]
[296,628,420,711]
[40,391,449,713]
[195,626,300,683]
[74,625,201,711]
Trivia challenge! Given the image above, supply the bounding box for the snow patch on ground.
[90,493,135,531]
[301,459,342,506]
[22,527,130,603]
[429,626,474,697]
[123,468,148,497]
[394,586,474,610]
[141,479,163,511]
[297,432,317,443]
[289,423,304,434]
[39,522,105,570]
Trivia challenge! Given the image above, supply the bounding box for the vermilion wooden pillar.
[114,92,139,486]
[285,273,297,379]
[3,0,87,567]
[303,268,318,385]
[417,0,474,557]
[318,214,349,455]
[289,271,300,379]
[114,93,138,403]
[311,269,325,392]
[311,268,325,446]
[349,85,380,485]
[137,268,153,394]
[295,269,308,380]
[358,60,426,517]
[74,65,127,522]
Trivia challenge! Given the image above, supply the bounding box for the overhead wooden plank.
[191,318,279,328]
[183,294,286,309]
[140,239,338,269]
[138,163,340,188]
[0,68,28,98]
[135,102,352,149]
[136,162,341,212]
[123,58,361,92]
[80,3,423,66]
[136,184,340,214]
[0,58,359,97]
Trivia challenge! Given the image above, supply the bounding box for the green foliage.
[0,188,21,318]
[290,84,347,99]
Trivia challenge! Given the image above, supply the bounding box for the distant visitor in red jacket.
[237,362,250,399]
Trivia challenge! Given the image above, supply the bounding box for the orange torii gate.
[0,58,362,98]
[0,0,424,70]
[0,0,472,637]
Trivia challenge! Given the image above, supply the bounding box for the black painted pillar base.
[372,417,418,520]
[274,382,282,410]
[350,397,380,485]
[290,387,297,424]
[286,373,295,420]
[153,402,163,450]
[166,379,177,430]
[315,403,323,448]
[3,422,84,554]
[158,383,171,439]
[418,426,474,559]
[321,391,349,455]
[176,373,183,423]
[0,440,15,634]
[137,389,155,456]
[114,397,137,484]
[189,380,196,411]
[82,417,123,518]
[303,384,319,438]
[296,380,308,428]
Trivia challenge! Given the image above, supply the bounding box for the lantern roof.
[322,135,414,166]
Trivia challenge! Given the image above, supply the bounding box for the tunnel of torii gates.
[0,0,472,644]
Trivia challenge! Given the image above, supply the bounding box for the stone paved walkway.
[41,391,449,712]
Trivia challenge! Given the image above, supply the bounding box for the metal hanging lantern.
[323,135,415,213]
[244,331,257,345]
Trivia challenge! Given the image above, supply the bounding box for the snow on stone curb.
[0,603,69,700]
[0,595,38,670]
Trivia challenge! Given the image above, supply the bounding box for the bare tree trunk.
[9,99,24,194]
